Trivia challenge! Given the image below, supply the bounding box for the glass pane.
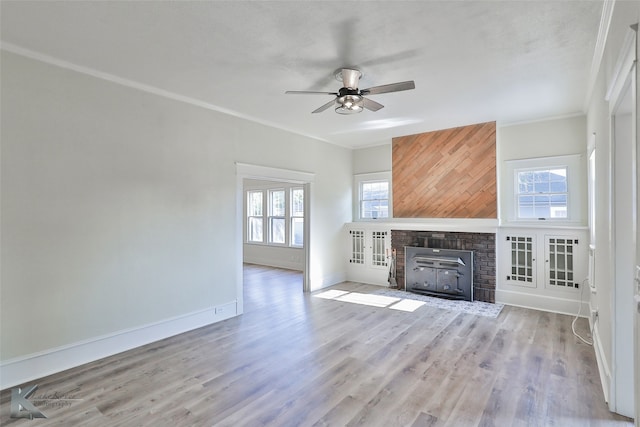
[291,218,304,246]
[362,181,389,200]
[291,188,304,216]
[270,218,285,244]
[248,191,263,216]
[361,200,388,219]
[270,190,285,216]
[360,180,389,219]
[248,217,263,242]
[516,167,568,219]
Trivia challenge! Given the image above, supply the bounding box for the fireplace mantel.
[356,218,498,234]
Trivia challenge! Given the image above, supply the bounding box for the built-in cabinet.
[346,223,391,286]
[504,233,581,290]
[345,222,589,316]
[497,227,589,315]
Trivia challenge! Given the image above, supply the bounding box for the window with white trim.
[354,172,392,221]
[245,184,304,248]
[360,181,389,219]
[504,154,583,224]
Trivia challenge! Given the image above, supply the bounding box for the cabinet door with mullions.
[505,235,536,288]
[545,236,579,289]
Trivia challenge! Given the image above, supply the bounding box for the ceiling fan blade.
[312,98,337,114]
[360,81,415,95]
[286,90,338,95]
[362,97,384,112]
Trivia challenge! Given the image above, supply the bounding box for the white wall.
[352,143,391,175]
[0,51,351,386]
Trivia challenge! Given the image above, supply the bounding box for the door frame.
[235,162,314,314]
[606,25,637,419]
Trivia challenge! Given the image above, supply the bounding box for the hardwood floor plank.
[0,264,632,426]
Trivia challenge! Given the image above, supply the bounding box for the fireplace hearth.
[405,247,473,301]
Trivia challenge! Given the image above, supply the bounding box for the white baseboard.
[243,257,303,271]
[0,301,237,390]
[496,289,590,317]
[591,322,611,404]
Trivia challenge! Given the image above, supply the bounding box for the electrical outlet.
[590,309,599,324]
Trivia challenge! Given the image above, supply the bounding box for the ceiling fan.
[285,68,415,115]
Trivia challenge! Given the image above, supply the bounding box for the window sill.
[499,221,588,230]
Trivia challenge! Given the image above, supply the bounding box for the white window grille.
[268,189,286,244]
[516,167,568,219]
[350,230,365,264]
[506,235,535,286]
[371,231,388,267]
[247,190,264,243]
[546,237,578,289]
[290,188,304,247]
[360,180,389,219]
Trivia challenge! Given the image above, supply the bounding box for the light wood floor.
[0,264,633,426]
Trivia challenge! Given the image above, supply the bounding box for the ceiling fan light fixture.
[336,94,363,114]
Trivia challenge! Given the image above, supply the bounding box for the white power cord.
[572,278,594,345]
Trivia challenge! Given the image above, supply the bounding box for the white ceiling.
[1,1,603,149]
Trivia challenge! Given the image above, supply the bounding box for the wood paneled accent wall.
[392,121,497,218]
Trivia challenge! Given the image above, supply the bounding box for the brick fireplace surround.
[391,230,496,303]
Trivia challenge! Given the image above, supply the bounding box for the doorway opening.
[235,163,314,315]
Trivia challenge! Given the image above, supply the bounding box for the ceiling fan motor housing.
[336,87,364,114]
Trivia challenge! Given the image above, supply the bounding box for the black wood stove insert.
[404,247,474,301]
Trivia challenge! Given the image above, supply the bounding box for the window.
[516,167,568,219]
[504,154,583,224]
[360,180,389,219]
[588,148,596,245]
[290,188,304,247]
[247,190,264,242]
[245,185,304,248]
[354,172,392,221]
[268,189,285,244]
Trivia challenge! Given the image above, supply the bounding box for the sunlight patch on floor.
[388,298,426,312]
[314,289,350,299]
[313,289,426,312]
